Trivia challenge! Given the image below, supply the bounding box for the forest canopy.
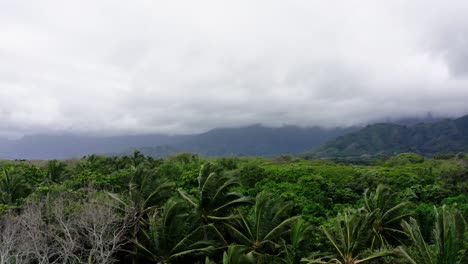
[0,152,466,263]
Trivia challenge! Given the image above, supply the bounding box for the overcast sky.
[1,0,468,137]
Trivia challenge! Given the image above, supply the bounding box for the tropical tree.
[129,151,147,169]
[224,192,299,263]
[108,164,175,264]
[108,164,175,220]
[222,245,256,264]
[178,163,252,242]
[282,218,311,264]
[399,205,467,264]
[45,160,67,184]
[0,168,30,205]
[303,210,394,264]
[134,198,215,263]
[363,184,410,249]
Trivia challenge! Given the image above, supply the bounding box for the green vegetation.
[308,115,468,159]
[0,152,466,263]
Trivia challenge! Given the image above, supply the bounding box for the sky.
[1,0,468,137]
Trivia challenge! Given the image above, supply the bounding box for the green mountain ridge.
[308,114,468,158]
[111,125,358,158]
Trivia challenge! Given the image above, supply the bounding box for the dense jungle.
[0,152,466,263]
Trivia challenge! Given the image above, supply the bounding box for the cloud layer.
[1,0,468,137]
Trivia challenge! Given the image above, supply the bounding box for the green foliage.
[434,153,456,160]
[399,205,467,264]
[222,245,255,264]
[363,184,410,249]
[309,115,468,158]
[304,210,394,264]
[282,218,313,264]
[177,163,252,245]
[384,153,425,166]
[218,157,239,170]
[45,159,67,183]
[224,192,299,263]
[237,164,267,189]
[0,168,30,205]
[0,153,466,263]
[134,198,215,263]
[442,195,468,219]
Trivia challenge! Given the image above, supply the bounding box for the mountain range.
[0,125,356,159]
[308,114,468,158]
[1,114,467,160]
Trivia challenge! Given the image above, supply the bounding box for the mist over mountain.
[2,113,468,160]
[0,134,184,160]
[309,114,468,158]
[0,125,356,159]
[378,113,445,126]
[131,125,358,157]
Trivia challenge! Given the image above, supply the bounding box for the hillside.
[309,114,468,158]
[114,125,358,158]
[0,125,356,159]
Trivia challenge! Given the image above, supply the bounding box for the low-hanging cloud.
[1,0,468,137]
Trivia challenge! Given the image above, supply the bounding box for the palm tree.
[303,210,394,264]
[45,160,66,184]
[134,198,215,263]
[363,184,410,249]
[224,192,299,263]
[108,164,175,263]
[0,168,30,205]
[130,151,147,168]
[282,218,311,264]
[222,245,256,264]
[177,163,252,242]
[399,205,466,264]
[108,164,175,218]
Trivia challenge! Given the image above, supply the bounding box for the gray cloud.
[1,0,468,137]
